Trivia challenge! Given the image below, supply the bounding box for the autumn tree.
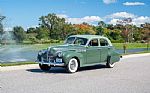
[140,23,150,42]
[73,23,96,35]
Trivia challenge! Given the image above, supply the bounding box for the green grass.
[113,43,149,49]
[0,62,37,67]
[121,50,150,56]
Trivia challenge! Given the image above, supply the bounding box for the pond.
[0,45,149,63]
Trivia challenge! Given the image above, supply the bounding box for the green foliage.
[36,26,49,40]
[2,13,149,44]
[27,27,37,33]
[13,26,26,43]
[0,15,5,33]
[0,15,5,44]
[39,13,66,39]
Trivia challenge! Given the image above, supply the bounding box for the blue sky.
[0,0,149,30]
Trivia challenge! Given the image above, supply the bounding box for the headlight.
[38,50,46,55]
[57,51,63,57]
[38,50,42,55]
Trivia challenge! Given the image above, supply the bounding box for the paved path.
[1,53,150,93]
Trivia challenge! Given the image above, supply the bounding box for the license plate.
[56,58,62,63]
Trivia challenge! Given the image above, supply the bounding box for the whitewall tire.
[67,58,78,73]
[106,56,116,68]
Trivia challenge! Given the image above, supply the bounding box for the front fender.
[63,51,84,67]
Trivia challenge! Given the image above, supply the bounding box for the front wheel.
[106,56,116,68]
[39,64,51,71]
[66,58,78,73]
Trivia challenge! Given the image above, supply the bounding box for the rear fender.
[108,51,120,63]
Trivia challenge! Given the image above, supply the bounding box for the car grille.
[39,51,55,63]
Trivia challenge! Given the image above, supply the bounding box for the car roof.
[70,35,107,39]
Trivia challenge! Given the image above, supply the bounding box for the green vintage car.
[37,35,121,73]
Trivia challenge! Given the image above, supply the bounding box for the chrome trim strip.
[36,60,65,66]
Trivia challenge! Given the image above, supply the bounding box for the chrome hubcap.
[70,60,76,70]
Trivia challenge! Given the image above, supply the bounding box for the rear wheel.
[106,56,115,68]
[39,64,51,71]
[67,58,78,73]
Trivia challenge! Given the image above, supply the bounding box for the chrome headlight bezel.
[56,51,63,57]
[38,50,42,55]
[38,49,46,55]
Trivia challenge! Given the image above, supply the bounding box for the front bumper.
[35,60,65,67]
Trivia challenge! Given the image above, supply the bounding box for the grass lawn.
[113,43,149,49]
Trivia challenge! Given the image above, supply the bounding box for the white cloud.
[132,16,150,26]
[107,15,150,26]
[67,16,102,24]
[123,2,145,6]
[56,14,68,18]
[108,18,119,25]
[56,13,149,26]
[106,12,136,18]
[57,14,102,24]
[103,0,117,4]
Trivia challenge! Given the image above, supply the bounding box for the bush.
[111,39,125,43]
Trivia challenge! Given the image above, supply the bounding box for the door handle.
[97,48,102,50]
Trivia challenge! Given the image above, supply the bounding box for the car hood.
[48,44,85,54]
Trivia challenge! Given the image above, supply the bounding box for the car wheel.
[106,56,115,68]
[67,58,78,73]
[39,64,51,71]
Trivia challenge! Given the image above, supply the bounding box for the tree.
[73,23,96,35]
[36,26,49,40]
[39,13,66,39]
[0,15,5,34]
[96,21,106,35]
[13,26,26,43]
[0,15,5,44]
[27,27,37,33]
[140,23,150,41]
[107,24,114,30]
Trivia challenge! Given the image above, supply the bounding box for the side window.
[100,39,109,46]
[88,39,99,46]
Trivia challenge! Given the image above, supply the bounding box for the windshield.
[65,37,88,45]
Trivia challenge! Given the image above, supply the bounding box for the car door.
[86,39,101,64]
[99,38,109,62]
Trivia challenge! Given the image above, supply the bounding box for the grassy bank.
[113,43,149,49]
[0,62,37,67]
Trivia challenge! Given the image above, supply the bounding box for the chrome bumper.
[36,60,65,66]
